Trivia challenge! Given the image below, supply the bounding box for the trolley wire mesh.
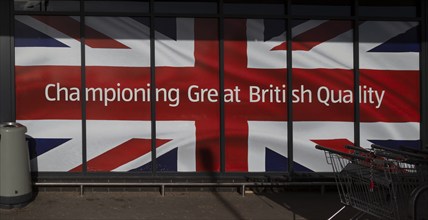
[316,144,428,220]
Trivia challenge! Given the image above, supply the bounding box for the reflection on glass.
[292,0,352,16]
[85,1,149,13]
[14,0,79,12]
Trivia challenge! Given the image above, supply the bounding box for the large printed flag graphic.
[226,19,419,172]
[15,16,420,172]
[15,16,199,172]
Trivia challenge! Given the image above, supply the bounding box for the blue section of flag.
[264,19,285,42]
[157,148,178,172]
[132,17,150,31]
[27,138,71,159]
[155,18,177,41]
[369,26,419,52]
[266,148,287,171]
[265,148,312,172]
[293,161,313,172]
[130,161,152,172]
[131,148,178,172]
[15,20,69,48]
[368,139,421,150]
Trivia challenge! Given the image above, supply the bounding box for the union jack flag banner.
[15,16,420,172]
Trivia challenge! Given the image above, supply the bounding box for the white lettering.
[224,86,241,103]
[45,84,56,101]
[249,86,261,103]
[317,86,330,106]
[375,90,385,109]
[187,85,219,103]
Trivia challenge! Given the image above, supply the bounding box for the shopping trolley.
[315,144,428,220]
[370,144,428,219]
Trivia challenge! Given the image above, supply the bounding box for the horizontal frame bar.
[35,181,336,196]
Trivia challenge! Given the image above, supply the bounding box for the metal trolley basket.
[316,144,428,220]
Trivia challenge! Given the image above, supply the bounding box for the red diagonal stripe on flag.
[33,16,129,49]
[272,20,352,51]
[311,138,355,154]
[70,138,171,172]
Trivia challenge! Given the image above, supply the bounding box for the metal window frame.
[353,0,360,149]
[1,0,426,181]
[0,0,15,123]
[421,0,427,150]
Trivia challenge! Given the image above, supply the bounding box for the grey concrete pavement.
[0,190,376,220]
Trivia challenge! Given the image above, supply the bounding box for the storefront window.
[223,0,285,15]
[155,17,220,172]
[224,19,288,172]
[154,1,217,14]
[15,15,82,172]
[10,0,426,175]
[359,21,420,149]
[291,0,352,16]
[359,0,418,18]
[292,19,354,172]
[85,1,149,13]
[84,16,152,172]
[14,0,80,12]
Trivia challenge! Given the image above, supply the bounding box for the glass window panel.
[14,0,79,12]
[155,17,220,172]
[292,19,354,172]
[359,0,418,18]
[224,19,288,172]
[154,1,217,14]
[85,16,152,172]
[359,21,420,150]
[291,0,352,16]
[85,1,149,13]
[15,15,82,172]
[224,0,285,15]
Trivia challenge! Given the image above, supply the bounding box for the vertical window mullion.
[219,0,225,173]
[287,0,294,175]
[421,0,427,150]
[80,0,87,173]
[0,0,14,122]
[150,0,157,175]
[354,0,360,148]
